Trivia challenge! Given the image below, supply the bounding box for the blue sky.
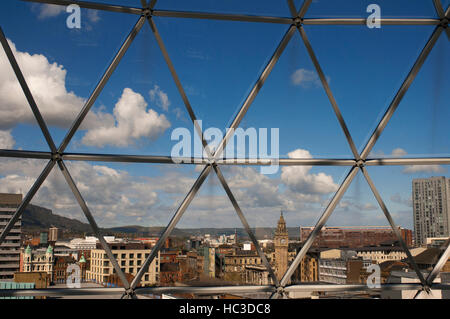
[0,0,448,230]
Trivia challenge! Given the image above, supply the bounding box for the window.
[0,0,448,300]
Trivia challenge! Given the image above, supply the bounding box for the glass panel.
[372,32,450,158]
[0,25,51,152]
[303,24,436,153]
[305,0,437,18]
[220,164,349,296]
[242,30,354,159]
[66,17,188,156]
[365,165,450,299]
[57,161,198,294]
[154,0,292,17]
[158,171,252,294]
[0,0,447,300]
[25,167,104,296]
[328,169,390,228]
[0,2,141,148]
[154,17,288,134]
[0,158,48,199]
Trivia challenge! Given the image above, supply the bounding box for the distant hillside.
[22,204,92,234]
[21,205,300,240]
[105,226,300,240]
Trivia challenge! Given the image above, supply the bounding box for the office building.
[48,227,60,242]
[0,193,22,281]
[354,246,407,264]
[412,176,450,246]
[86,242,160,287]
[318,250,371,285]
[300,226,412,248]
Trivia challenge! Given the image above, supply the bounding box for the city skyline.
[0,0,449,300]
[0,1,448,229]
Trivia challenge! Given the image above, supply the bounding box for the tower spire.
[276,210,287,235]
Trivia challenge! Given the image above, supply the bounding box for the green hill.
[22,204,92,234]
[21,204,298,240]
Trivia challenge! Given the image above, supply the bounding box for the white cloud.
[403,165,445,174]
[0,130,15,148]
[0,39,112,130]
[391,148,407,156]
[149,85,170,112]
[0,40,170,148]
[224,166,284,208]
[390,193,412,207]
[392,148,446,174]
[0,154,390,228]
[34,4,101,25]
[0,158,164,227]
[81,88,170,147]
[87,10,100,23]
[291,68,329,88]
[36,4,65,19]
[173,107,184,120]
[281,149,339,195]
[338,200,377,211]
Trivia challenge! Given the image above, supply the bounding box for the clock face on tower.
[281,239,286,244]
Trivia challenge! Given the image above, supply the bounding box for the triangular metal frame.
[0,0,448,299]
[0,13,147,293]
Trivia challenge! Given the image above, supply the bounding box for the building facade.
[319,258,367,285]
[177,251,198,281]
[244,265,272,285]
[318,249,371,284]
[0,193,22,281]
[355,247,407,264]
[292,254,319,283]
[48,227,60,242]
[22,245,54,282]
[413,176,450,246]
[300,226,412,248]
[86,242,160,287]
[198,246,223,279]
[224,251,262,274]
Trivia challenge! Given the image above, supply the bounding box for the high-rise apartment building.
[0,193,22,281]
[412,176,450,246]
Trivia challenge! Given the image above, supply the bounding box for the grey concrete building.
[412,177,450,246]
[0,193,22,281]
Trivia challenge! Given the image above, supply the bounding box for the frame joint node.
[355,159,365,168]
[439,17,448,28]
[423,284,432,294]
[51,152,62,162]
[276,286,285,296]
[142,8,152,18]
[293,17,303,28]
[123,288,136,299]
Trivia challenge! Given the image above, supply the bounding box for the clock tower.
[274,211,288,280]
